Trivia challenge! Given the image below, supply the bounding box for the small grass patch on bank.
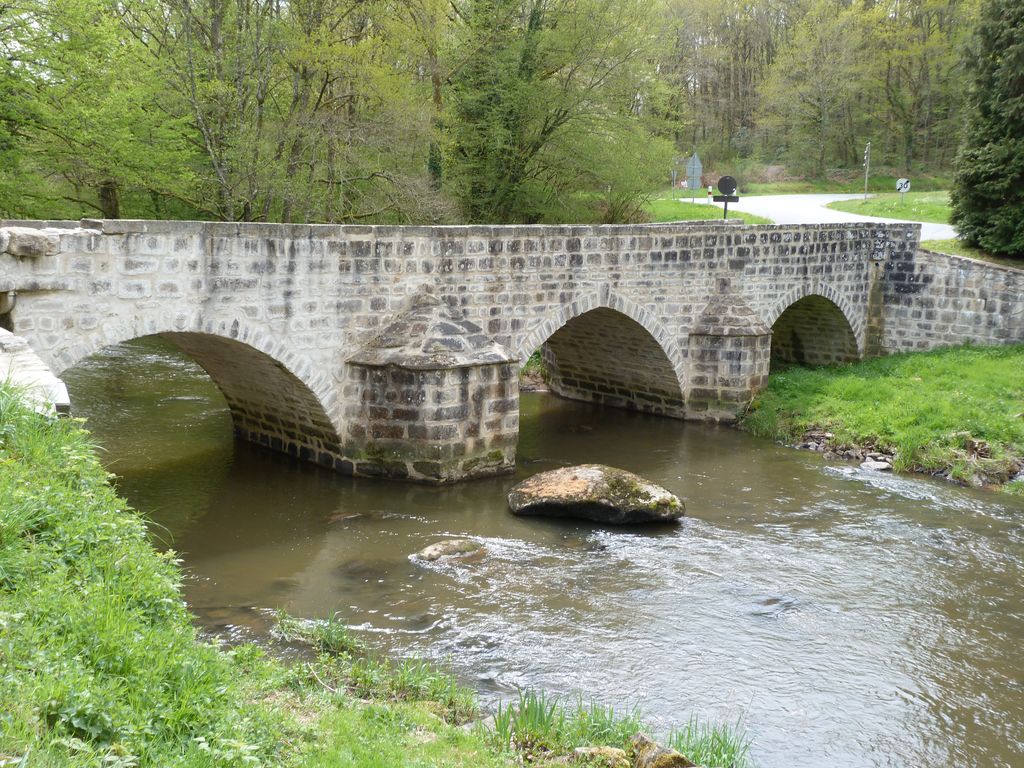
[742,345,1024,487]
[491,690,749,767]
[645,196,773,225]
[826,191,951,223]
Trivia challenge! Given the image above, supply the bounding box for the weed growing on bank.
[669,717,752,767]
[742,344,1024,487]
[489,690,750,767]
[0,384,750,766]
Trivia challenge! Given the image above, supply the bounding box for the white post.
[863,142,871,200]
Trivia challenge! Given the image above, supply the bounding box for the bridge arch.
[54,314,342,467]
[517,288,686,417]
[764,284,862,368]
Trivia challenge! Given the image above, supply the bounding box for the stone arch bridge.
[2,219,1021,482]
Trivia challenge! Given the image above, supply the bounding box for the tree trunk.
[98,181,120,219]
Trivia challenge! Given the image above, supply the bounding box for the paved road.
[708,193,956,240]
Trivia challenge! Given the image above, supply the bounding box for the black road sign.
[713,176,740,219]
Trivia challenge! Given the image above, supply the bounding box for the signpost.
[685,153,702,203]
[712,175,739,220]
[863,142,871,200]
[896,177,911,204]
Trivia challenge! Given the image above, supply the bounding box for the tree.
[446,0,673,224]
[0,0,199,219]
[869,0,977,173]
[950,0,1024,258]
[758,0,866,176]
[662,0,802,166]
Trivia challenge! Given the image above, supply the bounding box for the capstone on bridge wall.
[1,218,1021,481]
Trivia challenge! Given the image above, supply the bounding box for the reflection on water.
[64,337,1024,768]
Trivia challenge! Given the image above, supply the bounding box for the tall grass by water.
[491,690,750,766]
[0,384,502,766]
[742,344,1024,487]
[0,384,285,765]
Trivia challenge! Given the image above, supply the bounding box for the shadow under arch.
[56,316,342,468]
[767,288,861,369]
[518,291,686,418]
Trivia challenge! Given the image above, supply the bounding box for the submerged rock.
[507,465,684,525]
[630,734,696,768]
[416,538,486,562]
[860,460,892,472]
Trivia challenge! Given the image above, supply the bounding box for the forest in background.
[0,0,981,224]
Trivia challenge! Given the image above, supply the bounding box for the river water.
[63,337,1024,767]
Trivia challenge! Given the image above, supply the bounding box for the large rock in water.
[507,465,684,524]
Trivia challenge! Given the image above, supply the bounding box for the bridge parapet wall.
[879,249,1024,353]
[1,217,914,368]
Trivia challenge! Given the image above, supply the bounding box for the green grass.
[826,191,951,223]
[740,172,951,196]
[742,345,1024,487]
[307,701,509,767]
[645,196,773,225]
[740,179,841,195]
[0,384,502,766]
[0,384,750,766]
[669,717,752,768]
[275,612,368,657]
[0,388,286,765]
[520,350,548,379]
[490,690,749,767]
[920,238,1024,270]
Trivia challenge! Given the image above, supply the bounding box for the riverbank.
[741,345,1024,493]
[0,384,748,767]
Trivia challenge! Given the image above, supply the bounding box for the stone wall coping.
[917,248,1024,276]
[0,218,919,240]
[0,220,82,230]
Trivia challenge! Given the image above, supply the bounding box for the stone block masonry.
[1,217,1021,482]
[0,328,70,416]
[878,249,1024,352]
[341,293,518,481]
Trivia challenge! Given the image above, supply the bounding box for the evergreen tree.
[950,0,1024,258]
